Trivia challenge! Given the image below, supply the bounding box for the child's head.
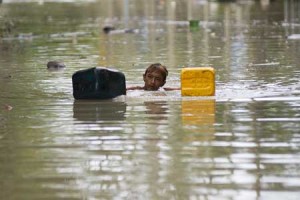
[143,63,168,91]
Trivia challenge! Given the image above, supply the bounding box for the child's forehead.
[146,67,164,74]
[146,70,163,77]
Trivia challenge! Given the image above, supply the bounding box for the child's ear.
[161,80,166,87]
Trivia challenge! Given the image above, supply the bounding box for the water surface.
[1,0,300,199]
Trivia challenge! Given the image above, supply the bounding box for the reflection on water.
[73,100,127,122]
[181,100,215,141]
[182,100,215,125]
[144,101,168,120]
[1,0,300,199]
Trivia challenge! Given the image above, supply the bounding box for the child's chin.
[145,87,158,91]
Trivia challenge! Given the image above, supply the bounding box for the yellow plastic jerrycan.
[181,67,215,96]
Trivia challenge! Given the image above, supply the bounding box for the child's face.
[143,69,166,91]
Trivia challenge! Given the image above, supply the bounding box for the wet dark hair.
[144,63,168,81]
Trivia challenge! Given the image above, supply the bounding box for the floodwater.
[0,0,300,199]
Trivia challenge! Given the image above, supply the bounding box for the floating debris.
[145,20,221,27]
[145,20,188,26]
[287,34,300,40]
[248,62,280,67]
[49,31,92,38]
[18,33,33,40]
[103,28,140,35]
[103,25,115,34]
[47,61,66,70]
[3,104,13,111]
[1,31,92,41]
[282,22,300,27]
[1,32,38,41]
[2,75,12,79]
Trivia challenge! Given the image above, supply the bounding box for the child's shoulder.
[163,87,181,91]
[126,86,144,90]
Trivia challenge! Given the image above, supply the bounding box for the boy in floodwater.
[127,63,180,91]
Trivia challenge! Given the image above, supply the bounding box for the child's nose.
[151,78,156,83]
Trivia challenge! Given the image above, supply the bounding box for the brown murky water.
[1,0,300,199]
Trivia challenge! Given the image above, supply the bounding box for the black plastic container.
[72,67,126,100]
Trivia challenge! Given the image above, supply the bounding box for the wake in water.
[125,80,300,103]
